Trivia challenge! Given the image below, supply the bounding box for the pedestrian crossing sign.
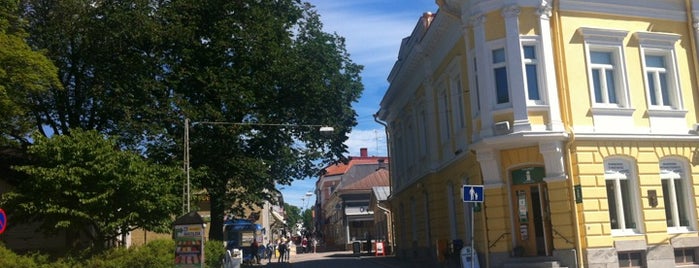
[462,185,484,202]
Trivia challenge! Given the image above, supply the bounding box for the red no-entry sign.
[0,208,7,235]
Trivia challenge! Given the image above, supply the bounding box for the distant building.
[378,1,699,267]
[314,148,389,250]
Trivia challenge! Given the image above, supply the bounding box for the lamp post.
[183,118,334,213]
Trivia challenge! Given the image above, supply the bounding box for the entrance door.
[511,167,552,257]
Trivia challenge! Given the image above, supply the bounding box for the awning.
[271,210,286,225]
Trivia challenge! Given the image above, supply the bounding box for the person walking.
[285,238,292,261]
[301,236,308,254]
[250,239,260,264]
[277,238,287,263]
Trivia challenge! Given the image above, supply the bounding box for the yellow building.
[377,1,699,267]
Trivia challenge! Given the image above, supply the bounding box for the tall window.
[660,159,693,232]
[472,57,481,115]
[637,32,683,111]
[590,51,619,105]
[439,88,451,141]
[579,27,629,109]
[605,158,641,235]
[418,109,428,157]
[492,48,509,104]
[451,76,466,129]
[523,45,541,102]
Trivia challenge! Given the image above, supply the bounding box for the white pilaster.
[537,0,564,131]
[472,14,494,138]
[476,148,502,185]
[502,5,531,133]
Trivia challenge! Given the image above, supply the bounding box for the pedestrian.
[277,239,287,263]
[251,239,260,264]
[313,237,318,253]
[301,236,308,253]
[285,238,292,261]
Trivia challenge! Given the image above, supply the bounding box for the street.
[246,250,415,268]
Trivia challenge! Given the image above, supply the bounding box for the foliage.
[0,0,61,146]
[83,239,174,268]
[0,129,180,250]
[205,240,225,268]
[302,208,313,231]
[0,239,174,268]
[12,0,362,244]
[160,0,362,240]
[284,203,302,227]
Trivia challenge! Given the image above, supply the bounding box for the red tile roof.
[322,157,388,177]
[339,168,389,192]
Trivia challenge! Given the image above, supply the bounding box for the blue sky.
[281,0,438,209]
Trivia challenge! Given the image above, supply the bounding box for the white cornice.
[560,0,686,22]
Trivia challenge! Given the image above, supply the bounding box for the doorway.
[510,167,552,257]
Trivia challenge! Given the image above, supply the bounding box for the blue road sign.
[0,208,6,234]
[463,185,484,202]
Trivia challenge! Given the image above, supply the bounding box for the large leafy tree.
[0,0,60,146]
[163,0,362,240]
[15,0,362,243]
[0,129,180,250]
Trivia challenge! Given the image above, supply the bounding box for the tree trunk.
[208,190,225,241]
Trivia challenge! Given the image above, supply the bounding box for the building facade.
[314,148,389,250]
[377,1,699,267]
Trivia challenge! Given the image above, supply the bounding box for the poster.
[174,224,205,267]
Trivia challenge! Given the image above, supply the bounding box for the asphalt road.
[246,250,412,268]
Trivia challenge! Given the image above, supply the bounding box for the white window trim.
[447,57,466,132]
[437,82,451,143]
[636,32,684,113]
[520,36,547,106]
[659,158,695,233]
[447,57,468,153]
[467,52,480,118]
[579,27,631,110]
[487,39,511,110]
[604,158,643,236]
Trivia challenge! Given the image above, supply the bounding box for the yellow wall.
[574,140,699,248]
[558,11,697,129]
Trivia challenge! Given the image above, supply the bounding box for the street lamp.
[183,118,334,213]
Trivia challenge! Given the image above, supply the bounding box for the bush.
[84,239,174,268]
[205,240,225,268]
[0,238,227,267]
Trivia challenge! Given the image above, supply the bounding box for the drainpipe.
[685,0,699,107]
[550,0,584,266]
[376,202,396,254]
[373,113,391,193]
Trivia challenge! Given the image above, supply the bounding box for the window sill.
[647,109,687,118]
[590,106,635,116]
[611,229,644,237]
[667,228,696,234]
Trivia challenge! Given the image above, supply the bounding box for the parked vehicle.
[222,218,263,264]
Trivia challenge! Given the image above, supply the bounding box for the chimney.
[377,159,386,170]
[360,148,368,157]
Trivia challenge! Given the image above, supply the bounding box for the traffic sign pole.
[462,185,483,268]
[0,208,7,235]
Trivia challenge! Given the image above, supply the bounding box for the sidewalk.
[243,250,415,268]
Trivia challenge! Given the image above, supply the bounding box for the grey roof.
[372,186,390,201]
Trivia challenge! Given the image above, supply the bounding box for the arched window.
[660,159,694,232]
[604,158,642,235]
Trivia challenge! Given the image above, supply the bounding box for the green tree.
[0,0,60,146]
[163,0,362,240]
[16,0,361,243]
[0,129,180,250]
[18,0,173,146]
[284,203,302,227]
[301,208,313,232]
